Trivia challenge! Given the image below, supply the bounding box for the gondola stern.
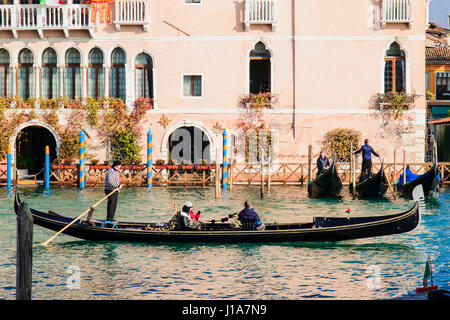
[14,191,22,215]
[411,184,425,230]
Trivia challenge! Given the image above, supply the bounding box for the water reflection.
[0,186,448,299]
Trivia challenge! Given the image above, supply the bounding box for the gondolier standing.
[104,160,122,222]
[354,139,379,181]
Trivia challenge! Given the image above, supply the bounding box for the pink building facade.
[0,0,430,166]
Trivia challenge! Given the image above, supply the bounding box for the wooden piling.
[267,150,271,194]
[393,149,397,182]
[260,150,264,199]
[16,202,33,300]
[308,145,312,182]
[229,160,233,192]
[403,150,406,185]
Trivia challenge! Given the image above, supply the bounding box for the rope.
[100,221,119,229]
[17,167,44,179]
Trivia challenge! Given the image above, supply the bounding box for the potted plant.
[155,159,166,169]
[51,158,63,170]
[101,160,111,170]
[90,159,100,169]
[377,92,419,119]
[63,159,75,169]
[168,158,179,170]
[181,160,193,170]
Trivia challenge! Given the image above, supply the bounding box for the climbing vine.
[0,97,154,163]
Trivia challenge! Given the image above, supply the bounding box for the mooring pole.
[267,148,271,194]
[79,129,85,189]
[393,149,397,183]
[308,145,312,182]
[7,145,12,191]
[260,148,264,198]
[403,149,406,186]
[16,202,33,300]
[44,146,50,190]
[147,129,153,188]
[222,129,228,190]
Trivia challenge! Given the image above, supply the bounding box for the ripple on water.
[0,186,449,299]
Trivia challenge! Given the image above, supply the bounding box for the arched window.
[249,42,271,94]
[0,49,12,97]
[384,42,405,93]
[110,47,126,100]
[18,48,35,100]
[135,53,153,98]
[41,48,58,99]
[88,48,104,98]
[64,48,82,100]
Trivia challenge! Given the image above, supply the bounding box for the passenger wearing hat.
[182,201,201,222]
[179,201,202,230]
[103,160,122,223]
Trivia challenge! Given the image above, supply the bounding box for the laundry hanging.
[87,0,114,24]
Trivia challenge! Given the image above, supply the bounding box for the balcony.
[0,4,94,38]
[244,0,277,32]
[114,0,150,32]
[381,0,412,28]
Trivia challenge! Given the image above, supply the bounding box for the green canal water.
[0,185,448,300]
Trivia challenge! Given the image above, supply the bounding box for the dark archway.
[15,126,57,179]
[168,126,211,164]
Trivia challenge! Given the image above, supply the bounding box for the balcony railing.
[0,4,94,38]
[244,0,277,31]
[381,0,412,27]
[114,0,150,32]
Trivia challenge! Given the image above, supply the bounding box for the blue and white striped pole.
[222,129,228,189]
[44,146,50,190]
[79,129,85,189]
[147,129,153,188]
[6,145,11,191]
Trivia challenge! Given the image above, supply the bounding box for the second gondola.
[307,160,342,198]
[349,162,388,198]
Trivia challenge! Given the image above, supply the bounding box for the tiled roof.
[426,47,450,61]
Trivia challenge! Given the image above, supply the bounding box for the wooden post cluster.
[308,145,312,182]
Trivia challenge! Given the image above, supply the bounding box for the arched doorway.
[167,126,211,164]
[15,125,57,179]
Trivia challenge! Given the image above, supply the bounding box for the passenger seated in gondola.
[396,165,418,190]
[316,151,330,176]
[175,202,204,230]
[238,201,265,231]
[182,201,201,223]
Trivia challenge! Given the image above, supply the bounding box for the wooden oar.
[380,156,396,201]
[41,187,120,246]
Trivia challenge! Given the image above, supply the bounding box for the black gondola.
[349,162,388,198]
[13,187,423,244]
[307,160,342,198]
[399,161,439,198]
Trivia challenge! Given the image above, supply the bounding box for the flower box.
[181,165,193,170]
[132,165,145,170]
[168,165,179,170]
[155,164,167,170]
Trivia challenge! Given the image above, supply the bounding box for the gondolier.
[104,160,122,223]
[354,139,379,181]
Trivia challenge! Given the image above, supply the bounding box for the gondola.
[399,161,439,198]
[307,160,342,198]
[13,186,424,244]
[349,162,388,198]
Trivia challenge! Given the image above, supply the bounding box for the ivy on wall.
[0,97,154,164]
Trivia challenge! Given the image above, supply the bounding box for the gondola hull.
[400,162,439,198]
[14,193,421,244]
[307,161,342,198]
[349,163,388,198]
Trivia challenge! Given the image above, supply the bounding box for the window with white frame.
[135,52,153,99]
[64,48,82,100]
[17,48,35,101]
[41,47,59,99]
[110,47,126,100]
[88,48,105,99]
[183,75,202,97]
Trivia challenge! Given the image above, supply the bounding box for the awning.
[428,117,450,124]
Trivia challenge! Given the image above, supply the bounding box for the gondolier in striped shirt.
[104,160,122,223]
